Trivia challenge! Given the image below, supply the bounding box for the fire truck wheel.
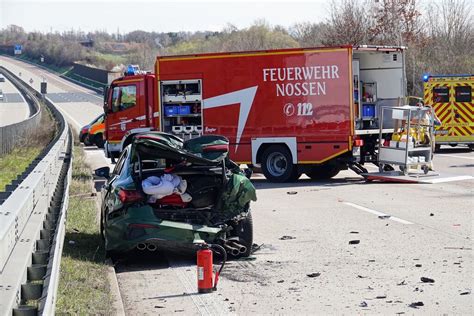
[306,165,340,180]
[434,144,441,152]
[261,145,298,182]
[94,133,105,148]
[469,145,474,151]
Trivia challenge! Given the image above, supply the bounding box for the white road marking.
[343,202,413,225]
[437,154,474,161]
[419,175,473,184]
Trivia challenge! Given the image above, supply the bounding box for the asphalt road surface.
[2,56,472,315]
[0,75,29,127]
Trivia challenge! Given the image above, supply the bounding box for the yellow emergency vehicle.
[423,74,474,151]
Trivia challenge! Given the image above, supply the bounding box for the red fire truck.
[103,45,407,182]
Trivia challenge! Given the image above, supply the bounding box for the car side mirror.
[95,166,110,179]
[103,86,112,114]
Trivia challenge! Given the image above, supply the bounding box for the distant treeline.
[0,0,472,95]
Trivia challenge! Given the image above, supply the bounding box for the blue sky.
[0,0,329,33]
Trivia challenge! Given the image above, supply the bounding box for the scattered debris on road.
[349,240,360,245]
[287,191,298,195]
[376,295,387,299]
[460,291,470,295]
[307,272,321,278]
[430,213,434,216]
[251,243,263,253]
[279,235,296,240]
[444,247,472,250]
[408,301,424,308]
[359,301,368,307]
[277,280,284,283]
[415,264,422,267]
[378,215,391,219]
[236,256,257,261]
[420,277,435,283]
[397,280,406,285]
[350,231,359,234]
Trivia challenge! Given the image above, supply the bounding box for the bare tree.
[424,0,473,74]
[322,0,372,46]
[290,22,326,47]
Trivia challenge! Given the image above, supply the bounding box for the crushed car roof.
[133,132,230,166]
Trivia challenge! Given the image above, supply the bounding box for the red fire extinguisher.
[197,243,227,293]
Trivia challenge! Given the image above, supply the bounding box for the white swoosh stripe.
[203,86,258,152]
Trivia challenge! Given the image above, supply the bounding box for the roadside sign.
[14,44,22,55]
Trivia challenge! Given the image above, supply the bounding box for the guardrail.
[0,66,72,315]
[0,67,42,156]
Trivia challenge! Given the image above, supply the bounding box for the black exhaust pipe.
[228,241,247,254]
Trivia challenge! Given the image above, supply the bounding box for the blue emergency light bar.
[126,64,140,76]
[423,74,473,82]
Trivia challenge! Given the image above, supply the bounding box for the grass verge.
[0,147,42,191]
[56,143,114,314]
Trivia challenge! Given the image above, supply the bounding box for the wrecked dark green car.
[95,132,257,257]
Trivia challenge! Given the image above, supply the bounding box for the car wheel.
[469,145,474,151]
[261,145,298,182]
[232,211,253,257]
[434,144,441,152]
[94,133,105,148]
[83,134,93,146]
[79,133,86,143]
[305,165,340,180]
[422,165,429,174]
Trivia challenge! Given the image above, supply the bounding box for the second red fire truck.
[103,45,408,182]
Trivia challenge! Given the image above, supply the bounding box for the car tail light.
[118,189,143,203]
[353,139,364,147]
